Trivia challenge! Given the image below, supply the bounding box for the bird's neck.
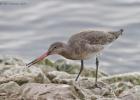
[60,43,73,59]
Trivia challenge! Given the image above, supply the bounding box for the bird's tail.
[119,29,124,35]
[109,29,124,39]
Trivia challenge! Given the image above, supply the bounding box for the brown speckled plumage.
[66,29,123,60]
[27,29,123,84]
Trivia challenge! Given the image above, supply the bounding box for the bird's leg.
[94,57,100,88]
[75,60,84,81]
[95,57,99,83]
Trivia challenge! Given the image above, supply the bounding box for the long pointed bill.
[26,52,49,67]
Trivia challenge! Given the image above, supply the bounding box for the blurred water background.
[0,0,140,74]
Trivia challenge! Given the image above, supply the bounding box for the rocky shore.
[0,56,139,100]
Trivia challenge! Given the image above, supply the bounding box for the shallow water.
[0,0,140,74]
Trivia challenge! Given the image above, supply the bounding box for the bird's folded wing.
[86,44,104,53]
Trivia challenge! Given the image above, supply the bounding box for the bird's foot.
[94,83,102,89]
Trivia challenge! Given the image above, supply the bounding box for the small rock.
[101,72,140,85]
[97,97,121,100]
[47,71,75,84]
[119,86,140,100]
[37,58,54,67]
[37,64,56,77]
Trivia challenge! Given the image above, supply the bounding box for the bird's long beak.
[26,52,49,67]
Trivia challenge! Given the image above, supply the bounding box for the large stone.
[0,81,20,93]
[47,71,77,84]
[0,65,50,85]
[34,59,57,75]
[47,71,117,99]
[19,83,83,100]
[37,58,54,67]
[119,86,140,100]
[0,56,25,66]
[99,72,140,98]
[47,71,96,84]
[47,71,72,80]
[0,56,50,85]
[1,56,140,100]
[0,81,21,100]
[47,71,136,99]
[72,78,117,99]
[54,59,107,78]
[110,81,133,96]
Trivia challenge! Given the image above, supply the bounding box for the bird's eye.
[54,46,57,49]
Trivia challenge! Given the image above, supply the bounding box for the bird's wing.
[68,30,121,45]
[86,44,104,53]
[79,31,115,45]
[68,38,90,53]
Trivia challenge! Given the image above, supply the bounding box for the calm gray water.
[0,0,140,74]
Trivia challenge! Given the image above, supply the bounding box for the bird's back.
[66,29,123,60]
[68,29,123,45]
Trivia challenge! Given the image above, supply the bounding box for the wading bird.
[26,29,123,86]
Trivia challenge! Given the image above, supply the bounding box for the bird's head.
[26,42,65,67]
[48,42,65,55]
